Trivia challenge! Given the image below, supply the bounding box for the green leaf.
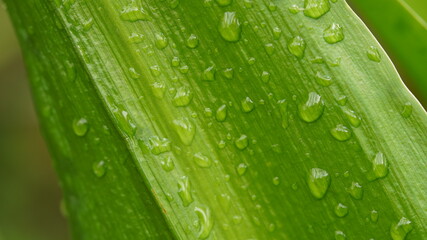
[349,0,427,104]
[5,0,426,239]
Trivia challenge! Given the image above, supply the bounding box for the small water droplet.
[149,136,171,155]
[193,152,212,168]
[304,0,331,19]
[370,210,379,223]
[288,36,306,58]
[298,92,325,122]
[186,34,199,49]
[288,4,302,14]
[128,33,144,43]
[330,124,352,141]
[261,71,270,83]
[315,72,333,86]
[154,33,168,49]
[367,46,381,62]
[151,82,166,98]
[120,3,150,21]
[401,102,412,118]
[171,56,180,67]
[335,230,346,240]
[347,181,363,199]
[268,2,277,11]
[272,27,282,39]
[215,0,232,6]
[169,0,180,9]
[173,86,193,107]
[241,97,255,113]
[222,68,234,79]
[236,163,248,175]
[336,95,348,106]
[264,43,275,55]
[129,67,141,79]
[273,176,280,186]
[334,203,348,217]
[307,168,331,199]
[218,12,242,42]
[244,0,253,8]
[247,57,256,65]
[323,23,344,44]
[390,217,413,240]
[161,156,175,172]
[216,105,227,122]
[235,135,249,150]
[343,108,362,127]
[173,118,196,145]
[178,176,193,207]
[92,160,106,178]
[203,66,216,81]
[72,118,89,136]
[150,65,161,76]
[372,152,389,179]
[277,99,289,129]
[179,65,189,74]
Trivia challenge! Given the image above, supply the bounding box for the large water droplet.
[288,36,306,58]
[307,168,331,199]
[178,176,193,207]
[120,3,150,21]
[154,33,168,49]
[195,206,214,239]
[193,152,212,168]
[367,46,381,62]
[241,97,255,113]
[173,86,193,107]
[92,160,106,178]
[323,23,344,44]
[330,124,352,141]
[216,104,227,122]
[334,203,348,217]
[347,181,363,199]
[304,0,331,19]
[277,99,289,129]
[235,135,248,150]
[202,66,216,81]
[218,12,242,42]
[390,217,413,240]
[298,92,325,123]
[173,118,196,145]
[149,136,171,155]
[72,118,89,136]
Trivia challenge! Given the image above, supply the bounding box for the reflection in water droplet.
[218,12,242,42]
[195,206,214,239]
[307,168,331,199]
[298,92,325,122]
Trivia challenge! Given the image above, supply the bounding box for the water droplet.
[241,97,255,113]
[215,0,232,6]
[304,0,331,19]
[129,67,141,79]
[236,163,248,175]
[195,206,214,239]
[120,3,150,22]
[203,66,216,81]
[330,124,352,141]
[218,12,242,42]
[128,33,144,43]
[244,0,253,8]
[235,135,249,150]
[81,18,94,31]
[150,65,161,76]
[323,23,344,44]
[277,99,289,129]
[222,68,234,79]
[92,160,106,178]
[149,136,171,155]
[343,108,362,127]
[315,72,333,86]
[334,203,348,217]
[247,57,256,65]
[193,152,212,168]
[179,65,189,74]
[261,71,270,83]
[263,43,275,56]
[335,230,346,240]
[336,95,348,106]
[267,223,276,232]
[372,152,389,179]
[272,27,282,39]
[268,2,277,11]
[170,0,180,9]
[347,181,363,199]
[173,118,196,145]
[72,118,89,136]
[171,56,180,67]
[298,92,325,123]
[390,217,413,240]
[232,215,242,224]
[154,33,168,49]
[204,108,213,117]
[288,4,302,14]
[307,168,331,199]
[216,105,227,122]
[273,176,280,186]
[151,82,166,98]
[178,176,193,207]
[370,210,379,223]
[161,156,175,172]
[173,86,193,107]
[401,102,412,118]
[186,34,199,49]
[367,46,381,62]
[288,36,306,58]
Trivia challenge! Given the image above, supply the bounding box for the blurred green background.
[0,2,425,240]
